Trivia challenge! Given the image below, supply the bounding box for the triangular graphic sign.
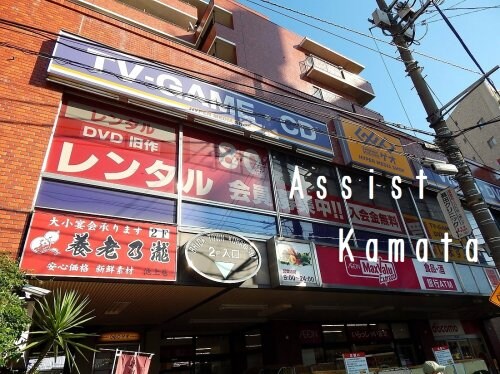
[215,261,235,279]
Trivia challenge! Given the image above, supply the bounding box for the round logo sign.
[184,231,261,283]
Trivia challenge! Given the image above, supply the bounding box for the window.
[487,136,497,149]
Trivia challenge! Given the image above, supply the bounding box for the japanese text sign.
[48,32,334,158]
[413,260,462,292]
[267,238,322,287]
[432,346,455,366]
[343,353,369,374]
[45,100,177,194]
[20,210,177,281]
[348,201,404,234]
[316,247,421,290]
[336,118,414,179]
[436,188,472,239]
[182,128,274,210]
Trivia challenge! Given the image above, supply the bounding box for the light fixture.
[104,301,131,315]
[219,304,268,311]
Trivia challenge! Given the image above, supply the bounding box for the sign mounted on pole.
[436,187,472,239]
[490,283,500,308]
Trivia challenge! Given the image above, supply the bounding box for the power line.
[370,28,418,138]
[0,40,427,160]
[422,6,500,24]
[420,0,469,24]
[0,19,440,141]
[246,0,481,74]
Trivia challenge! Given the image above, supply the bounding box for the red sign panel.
[316,247,421,290]
[20,210,177,281]
[343,353,366,359]
[182,128,274,210]
[45,100,177,193]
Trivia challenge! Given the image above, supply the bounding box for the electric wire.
[419,0,469,24]
[0,40,427,161]
[423,6,500,24]
[0,19,440,142]
[245,0,481,74]
[370,28,418,138]
[425,81,488,165]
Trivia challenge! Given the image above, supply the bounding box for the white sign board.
[413,260,462,293]
[343,353,369,374]
[268,238,322,287]
[433,345,455,366]
[436,187,472,239]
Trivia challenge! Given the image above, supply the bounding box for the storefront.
[18,32,500,374]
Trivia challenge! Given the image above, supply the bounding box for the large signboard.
[316,247,421,290]
[336,118,414,179]
[182,128,273,210]
[45,100,177,194]
[436,188,472,239]
[20,210,177,281]
[48,32,334,158]
[184,231,261,283]
[413,260,462,292]
[421,218,467,262]
[267,238,322,287]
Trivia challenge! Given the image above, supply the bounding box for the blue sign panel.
[421,166,460,191]
[475,179,500,207]
[48,32,334,158]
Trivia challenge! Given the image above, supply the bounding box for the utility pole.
[373,0,500,269]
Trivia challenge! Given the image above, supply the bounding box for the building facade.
[1,0,500,373]
[446,81,500,170]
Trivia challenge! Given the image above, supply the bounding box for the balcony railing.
[300,55,375,105]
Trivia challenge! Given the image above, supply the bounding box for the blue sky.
[237,0,499,141]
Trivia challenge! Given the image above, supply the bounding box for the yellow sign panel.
[338,118,414,180]
[98,332,140,342]
[422,218,468,263]
[490,284,500,308]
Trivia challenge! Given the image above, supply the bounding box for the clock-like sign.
[184,231,261,284]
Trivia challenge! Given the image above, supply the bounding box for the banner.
[45,100,177,193]
[336,118,414,179]
[20,210,177,281]
[436,188,472,239]
[182,128,273,210]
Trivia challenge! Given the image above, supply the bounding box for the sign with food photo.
[267,237,322,287]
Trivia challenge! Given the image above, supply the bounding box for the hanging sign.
[436,187,472,239]
[184,231,261,283]
[48,32,334,159]
[20,210,177,281]
[343,353,369,374]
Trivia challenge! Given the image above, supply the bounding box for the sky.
[236,0,499,142]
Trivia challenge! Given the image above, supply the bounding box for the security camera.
[430,163,458,176]
[22,285,52,298]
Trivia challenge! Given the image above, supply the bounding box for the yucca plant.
[25,289,97,374]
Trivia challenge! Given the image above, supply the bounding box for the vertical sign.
[436,187,472,239]
[343,353,369,374]
[432,346,455,366]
